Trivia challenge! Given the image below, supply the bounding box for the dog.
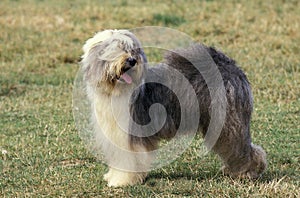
[80,29,267,187]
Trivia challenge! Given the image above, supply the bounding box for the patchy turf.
[0,0,299,197]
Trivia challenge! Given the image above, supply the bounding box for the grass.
[153,13,186,26]
[0,0,299,197]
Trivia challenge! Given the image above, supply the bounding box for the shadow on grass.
[148,169,222,183]
[59,158,293,186]
[147,169,281,185]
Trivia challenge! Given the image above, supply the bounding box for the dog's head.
[81,30,146,94]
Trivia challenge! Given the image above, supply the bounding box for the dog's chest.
[94,94,131,148]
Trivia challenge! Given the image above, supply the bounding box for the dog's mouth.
[117,72,132,84]
[116,57,137,84]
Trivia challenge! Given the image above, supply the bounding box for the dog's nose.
[127,57,137,67]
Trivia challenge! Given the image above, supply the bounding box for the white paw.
[107,176,130,187]
[104,169,146,187]
[103,170,112,182]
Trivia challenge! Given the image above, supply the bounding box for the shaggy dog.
[80,29,267,187]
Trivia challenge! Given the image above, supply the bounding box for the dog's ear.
[80,30,116,84]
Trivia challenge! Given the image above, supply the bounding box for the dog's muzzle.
[122,57,137,73]
[118,57,137,84]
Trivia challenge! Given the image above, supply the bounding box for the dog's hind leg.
[210,82,267,179]
[212,121,267,179]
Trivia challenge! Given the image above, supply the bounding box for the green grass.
[153,13,186,26]
[1,0,299,197]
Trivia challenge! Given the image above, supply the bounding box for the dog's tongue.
[120,73,132,84]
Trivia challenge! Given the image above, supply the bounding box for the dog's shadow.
[147,169,223,183]
[146,169,280,186]
[78,157,289,186]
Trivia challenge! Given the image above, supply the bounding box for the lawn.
[0,0,299,197]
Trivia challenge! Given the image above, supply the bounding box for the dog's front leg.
[103,142,155,187]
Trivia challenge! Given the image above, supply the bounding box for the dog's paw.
[103,170,113,182]
[104,169,146,187]
[107,175,132,187]
[221,165,263,179]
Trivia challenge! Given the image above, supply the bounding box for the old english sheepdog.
[80,29,267,187]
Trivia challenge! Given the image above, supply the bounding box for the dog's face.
[81,30,146,94]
